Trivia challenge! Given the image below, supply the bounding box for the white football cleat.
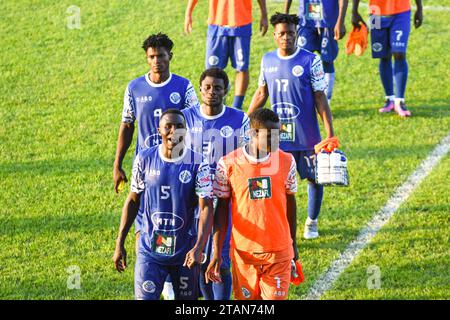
[304,217,319,239]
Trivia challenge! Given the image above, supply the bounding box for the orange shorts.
[231,249,292,300]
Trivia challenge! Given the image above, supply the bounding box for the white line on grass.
[305,132,450,300]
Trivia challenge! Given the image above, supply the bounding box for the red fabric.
[290,260,305,286]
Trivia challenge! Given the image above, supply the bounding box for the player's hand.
[334,21,346,40]
[184,14,193,35]
[414,9,423,29]
[351,12,366,28]
[260,15,268,36]
[205,255,222,284]
[113,245,127,273]
[113,167,128,194]
[290,260,298,279]
[183,246,202,269]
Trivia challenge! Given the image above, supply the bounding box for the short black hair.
[199,67,229,91]
[270,12,299,27]
[142,33,174,53]
[160,108,186,122]
[249,108,279,128]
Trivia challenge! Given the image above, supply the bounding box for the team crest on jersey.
[298,36,307,47]
[170,92,181,104]
[292,65,304,77]
[372,42,383,52]
[241,287,251,299]
[142,280,156,293]
[179,170,192,184]
[220,126,233,138]
[280,122,295,142]
[248,177,272,200]
[208,55,219,66]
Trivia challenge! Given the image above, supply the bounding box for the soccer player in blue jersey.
[248,13,336,239]
[285,0,349,105]
[184,0,268,110]
[112,109,214,300]
[352,0,423,117]
[183,67,250,300]
[113,33,199,299]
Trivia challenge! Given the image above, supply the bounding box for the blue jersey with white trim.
[298,0,339,28]
[258,47,326,151]
[131,145,212,265]
[122,73,198,155]
[182,105,250,170]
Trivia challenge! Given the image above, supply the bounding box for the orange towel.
[314,137,340,154]
[345,23,368,56]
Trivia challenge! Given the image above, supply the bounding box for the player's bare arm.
[248,85,269,114]
[284,0,293,14]
[314,91,335,138]
[351,0,366,27]
[287,194,299,261]
[112,191,140,272]
[184,0,199,35]
[205,198,230,284]
[414,0,423,29]
[184,197,214,269]
[113,122,134,193]
[257,0,269,36]
[334,0,349,40]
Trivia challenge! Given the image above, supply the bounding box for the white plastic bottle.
[330,149,348,185]
[316,149,330,185]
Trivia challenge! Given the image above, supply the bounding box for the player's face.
[273,23,297,52]
[200,76,226,107]
[146,47,172,74]
[158,113,186,151]
[252,121,280,154]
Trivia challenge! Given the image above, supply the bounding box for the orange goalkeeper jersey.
[214,146,297,254]
[208,0,253,27]
[369,0,411,16]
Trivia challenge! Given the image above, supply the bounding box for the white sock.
[394,98,405,107]
[386,95,395,102]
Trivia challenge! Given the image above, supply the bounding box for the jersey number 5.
[160,185,170,199]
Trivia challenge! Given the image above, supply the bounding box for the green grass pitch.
[0,0,448,299]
